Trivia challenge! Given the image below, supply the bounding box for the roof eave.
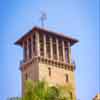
[14,26,79,46]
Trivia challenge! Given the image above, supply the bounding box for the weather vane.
[40,11,47,27]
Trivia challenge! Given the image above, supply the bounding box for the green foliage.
[22,80,75,100]
[23,80,34,100]
[45,86,60,100]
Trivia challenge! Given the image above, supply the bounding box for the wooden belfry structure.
[15,26,78,99]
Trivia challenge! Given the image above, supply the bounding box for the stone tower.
[15,26,78,99]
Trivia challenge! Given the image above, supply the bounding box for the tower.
[15,26,78,99]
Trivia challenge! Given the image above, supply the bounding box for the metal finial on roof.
[40,11,47,28]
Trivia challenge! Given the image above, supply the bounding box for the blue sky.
[0,0,99,100]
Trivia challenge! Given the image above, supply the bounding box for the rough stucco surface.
[38,62,76,97]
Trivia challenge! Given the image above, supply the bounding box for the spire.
[40,11,47,28]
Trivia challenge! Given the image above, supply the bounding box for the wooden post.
[35,32,40,56]
[62,41,66,63]
[50,37,53,59]
[22,42,25,62]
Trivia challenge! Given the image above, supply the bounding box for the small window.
[65,74,69,82]
[25,73,28,80]
[48,67,51,76]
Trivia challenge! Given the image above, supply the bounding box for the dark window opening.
[48,67,51,76]
[23,41,27,62]
[65,74,69,82]
[24,47,27,62]
[25,73,28,80]
[58,39,63,61]
[33,34,36,56]
[39,34,44,56]
[28,38,32,59]
[46,35,51,58]
[53,37,57,60]
[65,48,68,63]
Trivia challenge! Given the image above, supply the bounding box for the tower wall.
[15,27,78,99]
[38,61,76,98]
[21,59,39,96]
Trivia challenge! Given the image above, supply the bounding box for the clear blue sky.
[0,0,99,100]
